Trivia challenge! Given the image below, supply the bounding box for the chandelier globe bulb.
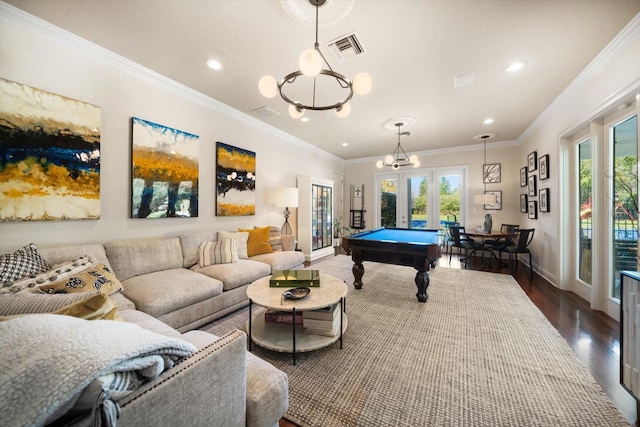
[299,49,322,77]
[335,102,351,118]
[352,72,373,96]
[288,104,305,119]
[258,75,278,98]
[376,160,384,168]
[384,155,394,164]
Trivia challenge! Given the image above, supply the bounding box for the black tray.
[282,287,310,300]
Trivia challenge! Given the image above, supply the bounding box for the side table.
[247,273,348,365]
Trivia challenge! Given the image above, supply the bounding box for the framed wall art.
[131,117,199,218]
[0,78,101,221]
[483,163,501,183]
[539,188,550,212]
[520,194,528,213]
[528,200,538,220]
[527,175,537,197]
[528,151,537,172]
[216,142,256,216]
[484,190,502,210]
[539,154,549,180]
[520,167,527,187]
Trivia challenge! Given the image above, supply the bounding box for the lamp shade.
[474,193,497,205]
[275,187,299,208]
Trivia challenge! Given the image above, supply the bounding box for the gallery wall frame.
[484,190,502,210]
[0,78,101,221]
[528,175,537,197]
[483,163,501,183]
[528,200,538,219]
[520,167,527,187]
[520,194,528,213]
[131,117,199,219]
[539,188,550,212]
[528,151,538,172]
[539,154,549,180]
[216,142,256,216]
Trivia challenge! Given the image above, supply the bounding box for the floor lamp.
[275,187,299,236]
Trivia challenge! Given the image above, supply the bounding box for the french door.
[374,167,466,230]
[568,104,638,319]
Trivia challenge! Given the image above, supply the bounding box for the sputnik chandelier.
[376,122,420,169]
[258,0,372,119]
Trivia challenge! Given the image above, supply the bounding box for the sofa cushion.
[37,263,123,295]
[217,231,250,259]
[118,309,183,339]
[0,244,51,284]
[38,244,112,270]
[178,230,218,268]
[239,226,273,257]
[121,268,223,318]
[194,259,270,291]
[1,256,94,295]
[198,239,238,267]
[104,238,183,281]
[250,251,306,272]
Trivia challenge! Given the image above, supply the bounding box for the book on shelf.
[269,269,320,288]
[302,303,340,321]
[264,310,303,324]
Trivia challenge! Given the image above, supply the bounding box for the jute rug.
[201,255,628,427]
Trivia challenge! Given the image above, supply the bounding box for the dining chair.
[448,225,483,268]
[496,228,535,278]
[484,223,520,250]
[441,220,459,254]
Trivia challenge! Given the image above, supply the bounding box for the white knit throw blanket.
[0,314,197,427]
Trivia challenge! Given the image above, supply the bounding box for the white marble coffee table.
[246,273,348,365]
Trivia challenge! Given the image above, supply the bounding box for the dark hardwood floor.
[279,252,639,427]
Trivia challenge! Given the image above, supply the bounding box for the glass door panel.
[408,176,428,229]
[578,138,592,285]
[440,174,461,223]
[611,115,638,299]
[379,177,398,227]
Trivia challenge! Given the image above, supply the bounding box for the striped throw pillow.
[197,238,239,267]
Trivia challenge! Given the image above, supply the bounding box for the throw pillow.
[37,264,123,295]
[217,231,250,259]
[0,256,95,295]
[0,244,51,284]
[239,226,274,257]
[268,226,284,251]
[197,238,239,267]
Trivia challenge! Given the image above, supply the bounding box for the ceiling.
[6,0,640,160]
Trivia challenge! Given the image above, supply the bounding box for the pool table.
[343,227,442,302]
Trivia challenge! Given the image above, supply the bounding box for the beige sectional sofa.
[1,226,306,427]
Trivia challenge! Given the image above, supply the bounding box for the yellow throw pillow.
[238,226,274,257]
[52,293,119,320]
[37,264,123,295]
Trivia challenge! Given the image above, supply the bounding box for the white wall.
[0,6,343,253]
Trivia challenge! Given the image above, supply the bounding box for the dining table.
[463,230,513,267]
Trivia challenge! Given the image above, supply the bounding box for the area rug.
[201,255,628,427]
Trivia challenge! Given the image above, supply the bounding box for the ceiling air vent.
[327,32,365,62]
[251,106,281,119]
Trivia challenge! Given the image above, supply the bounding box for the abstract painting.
[0,79,101,221]
[216,142,255,216]
[131,117,199,218]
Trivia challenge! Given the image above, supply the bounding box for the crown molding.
[0,1,343,163]
[520,11,640,142]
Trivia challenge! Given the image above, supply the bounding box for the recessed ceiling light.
[205,59,222,70]
[342,142,349,146]
[483,118,494,125]
[300,117,310,122]
[505,61,526,73]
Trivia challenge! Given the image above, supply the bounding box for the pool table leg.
[414,269,429,302]
[352,261,364,289]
